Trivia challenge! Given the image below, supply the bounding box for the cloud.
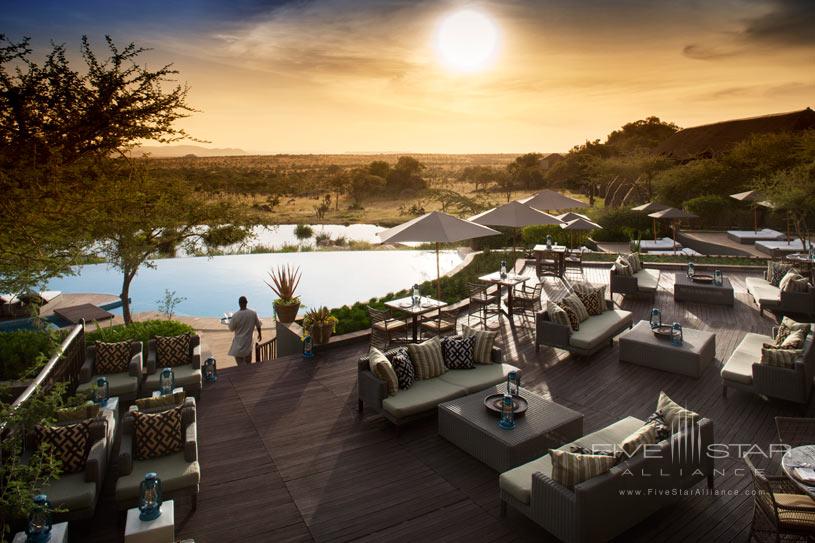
[682,44,742,60]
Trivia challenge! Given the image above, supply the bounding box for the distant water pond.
[46,250,463,318]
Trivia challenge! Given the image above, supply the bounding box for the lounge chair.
[77,341,143,403]
[745,271,815,319]
[144,334,203,398]
[726,228,785,244]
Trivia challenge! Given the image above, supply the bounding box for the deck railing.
[255,336,277,362]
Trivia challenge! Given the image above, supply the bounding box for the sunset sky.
[3,0,814,154]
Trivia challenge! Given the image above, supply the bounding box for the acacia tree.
[755,164,815,251]
[94,166,253,324]
[0,35,194,293]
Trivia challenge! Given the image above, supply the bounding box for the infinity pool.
[46,250,464,318]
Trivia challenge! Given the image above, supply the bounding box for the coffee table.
[438,385,583,472]
[674,273,734,306]
[618,320,716,378]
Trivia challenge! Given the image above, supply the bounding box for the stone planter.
[274,302,300,324]
[310,323,335,345]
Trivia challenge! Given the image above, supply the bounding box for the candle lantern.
[500,260,507,279]
[94,376,109,406]
[159,367,174,396]
[203,357,217,382]
[650,308,662,329]
[138,472,163,521]
[412,284,420,305]
[714,269,723,286]
[303,334,314,358]
[687,262,695,278]
[671,322,683,346]
[498,394,516,430]
[26,494,51,543]
[546,234,553,249]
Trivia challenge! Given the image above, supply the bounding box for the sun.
[436,9,498,72]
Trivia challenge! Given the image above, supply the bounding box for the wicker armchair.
[563,249,583,279]
[744,453,815,540]
[776,417,815,450]
[420,307,458,338]
[512,282,543,322]
[144,334,203,399]
[367,306,408,349]
[77,341,143,403]
[467,282,499,329]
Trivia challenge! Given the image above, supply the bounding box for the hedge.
[86,320,194,353]
[0,330,60,381]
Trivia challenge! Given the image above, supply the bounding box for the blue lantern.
[650,308,662,329]
[500,260,507,279]
[95,376,109,406]
[714,269,723,286]
[159,367,174,396]
[303,334,314,358]
[498,394,516,430]
[26,494,51,543]
[412,284,420,305]
[203,357,217,382]
[671,322,683,346]
[687,262,695,278]
[139,472,162,521]
[546,234,553,249]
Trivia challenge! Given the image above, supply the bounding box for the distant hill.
[130,145,248,158]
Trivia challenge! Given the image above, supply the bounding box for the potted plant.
[265,265,301,323]
[302,306,338,345]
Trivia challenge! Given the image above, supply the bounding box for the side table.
[13,522,68,543]
[125,499,175,543]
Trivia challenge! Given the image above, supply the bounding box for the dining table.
[478,271,529,318]
[384,295,447,343]
[781,444,815,499]
[533,244,568,277]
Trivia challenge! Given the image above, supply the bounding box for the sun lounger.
[755,239,807,256]
[637,237,682,252]
[647,248,703,256]
[726,228,784,244]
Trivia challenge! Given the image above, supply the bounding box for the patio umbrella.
[729,190,773,232]
[469,200,562,255]
[560,217,602,248]
[648,207,698,253]
[632,202,670,241]
[378,211,500,299]
[519,190,589,212]
[555,211,591,223]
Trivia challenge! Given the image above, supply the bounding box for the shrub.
[0,330,59,381]
[521,225,569,246]
[85,320,194,353]
[294,224,314,240]
[683,194,732,228]
[590,207,651,242]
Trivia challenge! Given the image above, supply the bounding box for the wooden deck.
[82,266,813,542]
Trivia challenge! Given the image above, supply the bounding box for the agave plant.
[265,264,301,306]
[302,306,338,332]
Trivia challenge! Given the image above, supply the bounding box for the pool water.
[46,250,463,318]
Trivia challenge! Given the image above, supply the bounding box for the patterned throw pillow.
[546,300,571,328]
[36,421,90,474]
[461,325,498,365]
[571,283,606,316]
[550,449,618,489]
[620,424,658,456]
[556,301,580,331]
[767,261,797,287]
[95,341,132,374]
[407,337,446,379]
[55,403,100,423]
[645,411,671,441]
[569,445,618,458]
[761,347,802,369]
[134,406,184,460]
[764,328,808,351]
[626,253,642,273]
[156,334,191,367]
[369,348,399,395]
[657,392,699,431]
[779,270,809,293]
[135,390,187,412]
[391,349,415,390]
[614,256,633,277]
[561,293,589,323]
[441,335,476,370]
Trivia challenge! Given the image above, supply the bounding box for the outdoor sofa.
[745,273,815,319]
[143,334,203,398]
[499,414,714,543]
[77,340,143,403]
[536,300,633,357]
[357,345,517,426]
[609,264,660,300]
[721,323,815,405]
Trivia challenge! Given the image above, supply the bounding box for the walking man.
[228,296,262,365]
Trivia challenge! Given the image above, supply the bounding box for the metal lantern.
[508,371,521,396]
[650,308,662,329]
[303,334,314,359]
[687,262,695,278]
[500,260,507,279]
[203,357,217,382]
[138,472,163,521]
[26,494,51,543]
[412,284,420,305]
[714,269,723,286]
[94,376,109,406]
[159,367,174,396]
[498,394,516,430]
[671,322,683,346]
[546,234,553,249]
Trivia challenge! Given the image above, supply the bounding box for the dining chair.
[420,307,458,338]
[564,249,584,280]
[367,306,408,347]
[537,250,560,277]
[511,281,543,325]
[467,282,499,329]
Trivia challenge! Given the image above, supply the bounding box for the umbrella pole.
[672,221,677,253]
[653,217,658,241]
[435,242,441,300]
[754,206,758,233]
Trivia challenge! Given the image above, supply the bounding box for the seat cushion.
[78,372,139,397]
[42,472,97,512]
[116,452,200,503]
[569,309,632,350]
[381,379,466,418]
[438,363,519,394]
[145,364,202,391]
[745,276,781,306]
[776,493,815,530]
[500,416,644,504]
[634,268,660,292]
[721,332,771,385]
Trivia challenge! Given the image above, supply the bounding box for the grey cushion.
[381,379,466,418]
[77,372,139,397]
[115,452,200,502]
[500,416,644,504]
[569,309,632,350]
[721,332,770,385]
[745,276,781,306]
[145,365,202,391]
[41,472,96,512]
[633,268,660,291]
[438,363,519,394]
